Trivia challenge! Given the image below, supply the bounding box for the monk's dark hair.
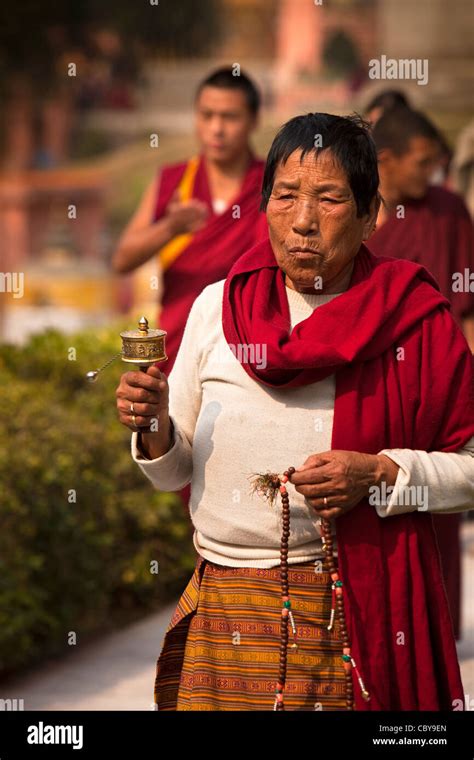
[364,89,410,116]
[372,107,442,156]
[195,66,261,115]
[260,112,379,217]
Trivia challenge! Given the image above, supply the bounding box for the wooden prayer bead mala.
[319,512,370,709]
[249,466,371,711]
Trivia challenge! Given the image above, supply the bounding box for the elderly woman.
[116,113,474,712]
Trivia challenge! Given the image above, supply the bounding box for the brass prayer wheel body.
[120,316,167,367]
[86,316,167,382]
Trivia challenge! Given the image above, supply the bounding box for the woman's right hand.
[116,364,169,433]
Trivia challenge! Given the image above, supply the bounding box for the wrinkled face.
[266,148,378,294]
[195,86,257,163]
[381,135,441,199]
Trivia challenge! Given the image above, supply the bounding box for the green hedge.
[0,322,196,678]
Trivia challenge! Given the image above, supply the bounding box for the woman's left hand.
[289,450,399,519]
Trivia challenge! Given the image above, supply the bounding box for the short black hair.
[372,107,442,156]
[365,89,410,116]
[260,112,379,217]
[195,66,261,116]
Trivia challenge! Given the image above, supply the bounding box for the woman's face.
[266,148,379,293]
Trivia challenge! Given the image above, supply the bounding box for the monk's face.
[380,136,441,200]
[266,148,378,294]
[195,86,257,164]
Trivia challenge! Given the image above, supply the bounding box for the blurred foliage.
[0,323,196,678]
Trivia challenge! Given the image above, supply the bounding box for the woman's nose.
[292,201,319,235]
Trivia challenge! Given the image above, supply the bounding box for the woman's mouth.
[288,247,320,258]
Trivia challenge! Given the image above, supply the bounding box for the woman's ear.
[362,193,381,240]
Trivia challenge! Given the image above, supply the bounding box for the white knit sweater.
[131,278,474,568]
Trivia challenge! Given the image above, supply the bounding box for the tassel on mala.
[248,467,371,711]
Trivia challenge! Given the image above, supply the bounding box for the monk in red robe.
[367,106,474,640]
[112,66,268,375]
[368,107,474,343]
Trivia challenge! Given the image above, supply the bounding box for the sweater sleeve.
[370,436,474,516]
[130,291,205,491]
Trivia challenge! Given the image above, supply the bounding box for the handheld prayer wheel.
[86,316,167,382]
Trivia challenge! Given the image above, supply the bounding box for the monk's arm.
[111,174,175,274]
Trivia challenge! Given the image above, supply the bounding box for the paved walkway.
[1,523,473,710]
[0,601,176,711]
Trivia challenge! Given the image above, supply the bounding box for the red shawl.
[366,186,474,639]
[222,237,474,710]
[153,153,267,374]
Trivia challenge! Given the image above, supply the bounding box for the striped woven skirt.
[154,553,349,711]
